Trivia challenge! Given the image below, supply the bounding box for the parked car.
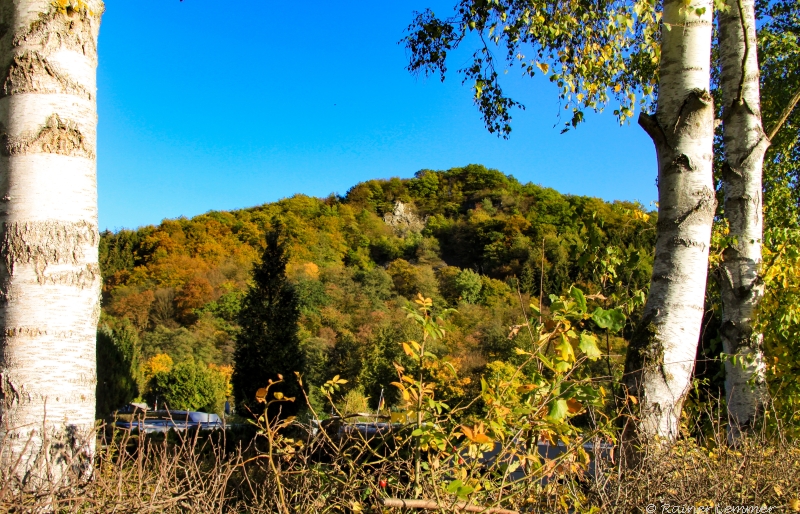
[113,410,224,434]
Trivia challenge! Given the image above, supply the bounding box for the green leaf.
[456,485,474,498]
[579,332,602,360]
[570,286,587,313]
[592,308,626,333]
[446,480,464,493]
[537,352,555,371]
[553,360,572,373]
[547,399,568,421]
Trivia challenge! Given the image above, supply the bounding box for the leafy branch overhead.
[404,0,661,136]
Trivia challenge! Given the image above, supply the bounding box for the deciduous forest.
[97,165,658,419]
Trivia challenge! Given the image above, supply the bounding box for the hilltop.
[97,164,656,415]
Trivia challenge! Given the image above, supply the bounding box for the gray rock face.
[383,201,426,235]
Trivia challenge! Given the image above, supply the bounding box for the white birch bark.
[622,0,716,445]
[0,0,103,484]
[717,0,768,441]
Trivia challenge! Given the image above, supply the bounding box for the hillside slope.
[98,164,656,412]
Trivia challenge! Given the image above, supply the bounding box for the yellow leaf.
[789,498,799,511]
[402,342,414,356]
[555,334,575,362]
[536,62,549,74]
[628,395,638,405]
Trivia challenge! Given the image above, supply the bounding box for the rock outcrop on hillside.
[383,201,426,235]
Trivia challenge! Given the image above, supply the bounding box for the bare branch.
[767,87,800,141]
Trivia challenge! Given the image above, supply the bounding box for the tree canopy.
[98,165,656,416]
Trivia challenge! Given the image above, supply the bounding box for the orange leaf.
[473,433,493,444]
[255,387,267,403]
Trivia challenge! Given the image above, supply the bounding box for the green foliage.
[403,0,660,135]
[591,307,626,333]
[233,225,305,418]
[96,321,141,418]
[140,322,224,367]
[383,294,612,508]
[760,0,800,230]
[387,259,439,300]
[756,228,800,432]
[454,268,483,304]
[146,360,227,414]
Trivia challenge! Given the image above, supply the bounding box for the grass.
[1,413,799,513]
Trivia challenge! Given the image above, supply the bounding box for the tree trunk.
[622,0,716,448]
[717,0,769,440]
[0,0,103,484]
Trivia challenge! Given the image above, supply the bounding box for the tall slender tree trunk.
[622,0,716,447]
[0,0,103,483]
[718,0,768,440]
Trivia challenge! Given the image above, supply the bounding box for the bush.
[5,298,798,513]
[146,360,227,413]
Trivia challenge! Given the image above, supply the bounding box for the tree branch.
[735,0,751,105]
[767,87,800,141]
[384,498,518,514]
[638,112,667,148]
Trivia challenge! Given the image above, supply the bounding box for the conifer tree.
[232,224,305,417]
[96,322,141,419]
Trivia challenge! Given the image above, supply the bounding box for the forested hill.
[98,164,656,414]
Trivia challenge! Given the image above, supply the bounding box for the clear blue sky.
[97,1,657,232]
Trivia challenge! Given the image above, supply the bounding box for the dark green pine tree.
[233,225,305,418]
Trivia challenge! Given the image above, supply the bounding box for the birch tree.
[716,0,769,439]
[718,0,800,433]
[620,0,715,443]
[0,0,103,482]
[404,0,716,443]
